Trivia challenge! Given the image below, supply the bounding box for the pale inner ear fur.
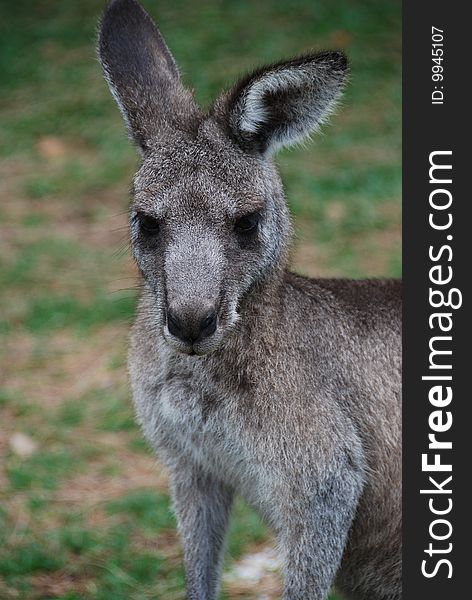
[240,66,345,145]
[218,52,349,156]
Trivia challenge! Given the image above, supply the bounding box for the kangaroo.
[98,1,402,599]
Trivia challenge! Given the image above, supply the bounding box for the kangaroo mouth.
[163,325,223,357]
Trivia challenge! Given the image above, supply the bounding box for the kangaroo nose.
[167,306,217,344]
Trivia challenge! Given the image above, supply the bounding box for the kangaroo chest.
[146,360,258,486]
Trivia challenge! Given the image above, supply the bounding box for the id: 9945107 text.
[432,26,444,105]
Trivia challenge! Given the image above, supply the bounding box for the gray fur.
[98,2,402,599]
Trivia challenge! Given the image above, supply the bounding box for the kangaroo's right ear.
[213,51,349,157]
[98,0,197,151]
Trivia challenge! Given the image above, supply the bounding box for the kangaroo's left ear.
[98,0,198,152]
[214,51,349,156]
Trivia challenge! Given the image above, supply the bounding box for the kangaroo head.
[99,0,348,355]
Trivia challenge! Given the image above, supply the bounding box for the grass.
[0,0,400,598]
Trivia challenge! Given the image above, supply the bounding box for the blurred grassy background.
[0,0,401,598]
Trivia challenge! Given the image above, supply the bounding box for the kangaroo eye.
[234,212,260,234]
[137,213,160,235]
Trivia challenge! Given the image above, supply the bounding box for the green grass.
[0,0,400,597]
[7,449,82,491]
[106,490,176,532]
